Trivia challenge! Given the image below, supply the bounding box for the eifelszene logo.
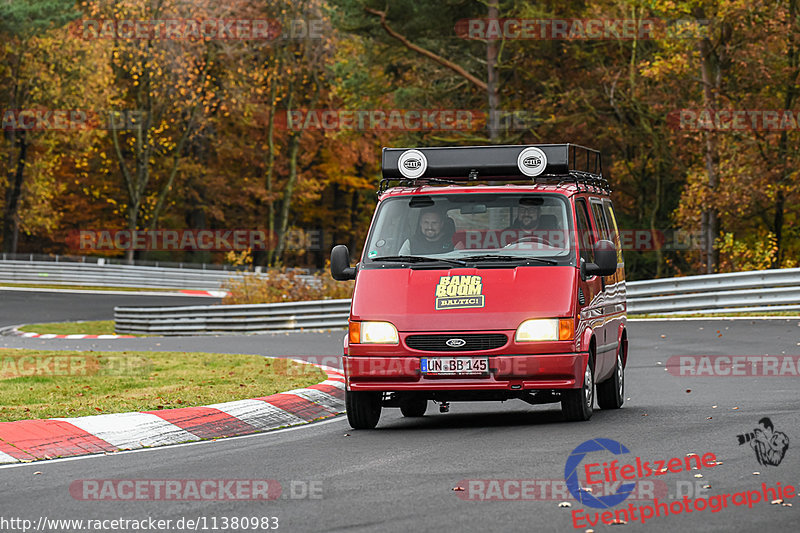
[563,438,720,511]
[737,417,789,466]
[565,438,636,509]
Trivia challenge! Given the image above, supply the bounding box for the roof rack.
[379,143,609,194]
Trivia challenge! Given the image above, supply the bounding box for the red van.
[331,144,627,429]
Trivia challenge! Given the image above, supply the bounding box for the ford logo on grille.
[445,338,467,348]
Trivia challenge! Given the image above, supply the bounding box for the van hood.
[350,266,577,332]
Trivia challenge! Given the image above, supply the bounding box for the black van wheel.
[346,390,382,429]
[400,398,428,417]
[562,355,594,421]
[597,346,624,409]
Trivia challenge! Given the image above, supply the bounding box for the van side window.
[575,199,594,263]
[603,200,623,263]
[590,200,610,240]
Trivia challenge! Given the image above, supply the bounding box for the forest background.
[1,0,798,281]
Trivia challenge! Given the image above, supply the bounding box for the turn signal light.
[559,318,575,341]
[349,321,360,344]
[348,321,399,344]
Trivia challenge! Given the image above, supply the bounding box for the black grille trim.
[405,334,508,352]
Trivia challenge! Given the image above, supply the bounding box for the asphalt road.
[0,288,220,328]
[1,317,799,532]
[0,329,344,359]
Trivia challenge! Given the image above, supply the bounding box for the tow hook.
[439,402,450,413]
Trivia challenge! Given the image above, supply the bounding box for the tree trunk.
[275,133,300,261]
[486,0,500,142]
[773,0,798,267]
[125,201,139,264]
[772,188,785,267]
[264,82,278,266]
[649,166,664,278]
[698,37,720,274]
[349,188,360,259]
[3,131,28,254]
[148,103,199,231]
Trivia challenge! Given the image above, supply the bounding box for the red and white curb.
[179,289,229,298]
[0,359,344,465]
[19,332,136,339]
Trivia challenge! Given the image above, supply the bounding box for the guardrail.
[0,252,248,270]
[0,260,237,290]
[113,268,800,335]
[626,268,800,315]
[0,259,315,291]
[115,299,351,335]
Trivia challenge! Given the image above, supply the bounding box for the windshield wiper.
[372,255,468,267]
[460,254,558,265]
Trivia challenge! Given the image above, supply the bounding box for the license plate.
[421,357,488,376]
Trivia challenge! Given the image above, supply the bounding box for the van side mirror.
[331,245,356,281]
[583,239,617,278]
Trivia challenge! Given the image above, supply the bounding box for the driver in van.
[508,205,542,231]
[503,204,562,248]
[398,208,455,255]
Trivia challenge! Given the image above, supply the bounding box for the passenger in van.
[504,205,563,248]
[398,208,455,255]
[508,205,543,231]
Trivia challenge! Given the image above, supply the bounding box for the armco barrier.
[115,299,352,335]
[113,268,800,335]
[0,259,315,290]
[626,268,800,315]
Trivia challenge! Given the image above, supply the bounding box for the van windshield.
[363,193,575,266]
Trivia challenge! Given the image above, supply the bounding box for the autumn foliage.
[1,0,798,280]
[222,267,353,305]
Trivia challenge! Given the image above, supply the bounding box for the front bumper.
[344,353,588,392]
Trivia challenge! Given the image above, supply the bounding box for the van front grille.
[405,334,508,352]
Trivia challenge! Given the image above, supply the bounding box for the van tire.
[562,355,594,421]
[400,398,428,417]
[346,390,382,429]
[598,346,624,409]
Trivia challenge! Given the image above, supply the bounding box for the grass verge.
[0,349,325,422]
[17,320,118,335]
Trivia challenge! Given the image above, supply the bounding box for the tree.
[80,0,220,262]
[0,0,79,253]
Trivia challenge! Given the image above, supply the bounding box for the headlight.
[515,318,574,342]
[349,321,399,344]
